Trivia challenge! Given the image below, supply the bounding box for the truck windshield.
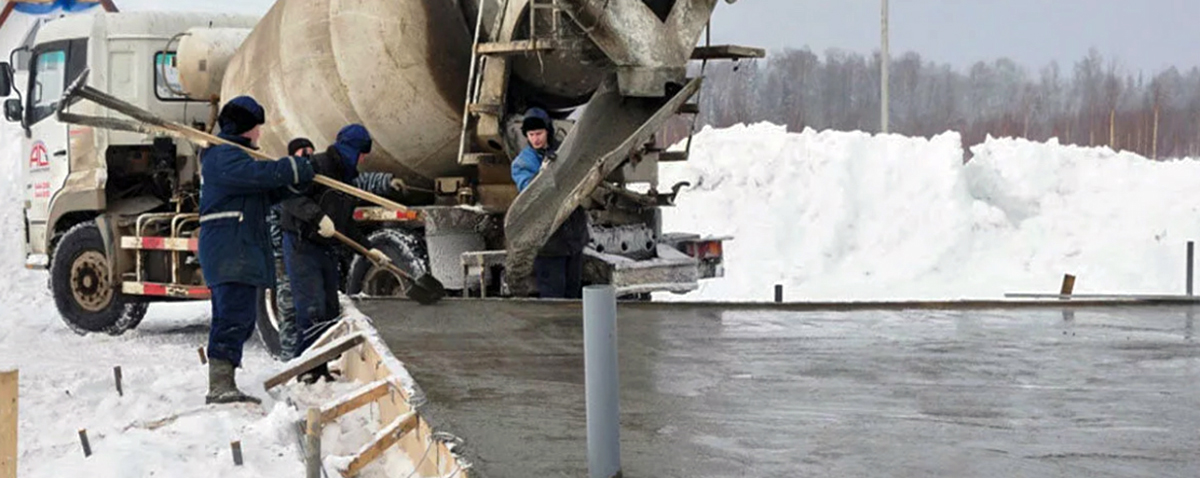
[29,49,65,124]
[154,51,188,101]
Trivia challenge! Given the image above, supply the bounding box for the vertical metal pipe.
[583,285,621,478]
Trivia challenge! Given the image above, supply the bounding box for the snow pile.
[659,122,1200,301]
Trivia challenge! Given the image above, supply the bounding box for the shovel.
[331,231,446,305]
[57,69,418,218]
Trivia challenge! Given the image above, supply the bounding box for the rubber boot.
[206,359,262,405]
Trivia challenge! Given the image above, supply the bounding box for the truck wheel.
[346,229,430,299]
[50,222,148,336]
[254,286,287,361]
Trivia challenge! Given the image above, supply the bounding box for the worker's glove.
[317,216,336,238]
[366,248,390,265]
[389,178,407,194]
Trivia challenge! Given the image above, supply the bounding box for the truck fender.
[93,214,121,281]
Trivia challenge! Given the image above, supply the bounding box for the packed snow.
[658,122,1200,301]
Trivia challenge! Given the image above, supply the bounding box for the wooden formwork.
[264,304,470,478]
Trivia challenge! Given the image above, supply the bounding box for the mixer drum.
[220,0,473,185]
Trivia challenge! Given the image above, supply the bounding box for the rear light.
[701,240,722,259]
[353,207,420,221]
[685,240,722,259]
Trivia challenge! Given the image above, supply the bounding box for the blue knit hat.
[333,124,372,182]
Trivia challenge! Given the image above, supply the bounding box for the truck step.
[122,281,210,299]
[120,236,198,252]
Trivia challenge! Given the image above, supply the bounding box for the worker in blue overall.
[198,96,315,404]
[510,108,590,298]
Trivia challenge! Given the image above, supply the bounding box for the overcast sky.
[116,0,1200,74]
[708,0,1200,74]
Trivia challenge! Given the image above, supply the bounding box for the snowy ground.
[658,122,1200,302]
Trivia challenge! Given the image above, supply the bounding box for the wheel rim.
[71,251,113,312]
[362,264,410,297]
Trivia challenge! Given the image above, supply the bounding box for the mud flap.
[503,74,702,295]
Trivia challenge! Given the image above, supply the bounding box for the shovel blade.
[407,273,446,305]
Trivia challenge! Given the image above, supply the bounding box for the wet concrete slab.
[355,299,1200,477]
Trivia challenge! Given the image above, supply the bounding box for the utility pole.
[880,0,890,134]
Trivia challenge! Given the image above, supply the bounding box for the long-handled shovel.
[331,232,445,305]
[58,69,417,218]
[58,70,445,303]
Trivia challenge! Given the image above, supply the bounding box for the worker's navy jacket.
[198,133,315,287]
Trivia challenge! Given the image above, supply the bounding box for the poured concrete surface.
[356,299,1200,477]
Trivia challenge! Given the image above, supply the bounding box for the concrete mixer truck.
[0,1,760,339]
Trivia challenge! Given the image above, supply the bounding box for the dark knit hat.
[218,95,265,136]
[287,137,315,156]
[521,107,551,134]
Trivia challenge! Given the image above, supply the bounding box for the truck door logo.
[29,141,49,171]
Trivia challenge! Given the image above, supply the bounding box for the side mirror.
[0,62,11,97]
[3,99,22,123]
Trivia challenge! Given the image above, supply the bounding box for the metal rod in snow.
[583,285,621,478]
[1188,241,1194,296]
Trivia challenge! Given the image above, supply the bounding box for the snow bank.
[658,123,1200,301]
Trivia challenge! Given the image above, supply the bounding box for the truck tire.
[346,228,430,299]
[254,286,287,361]
[50,222,148,336]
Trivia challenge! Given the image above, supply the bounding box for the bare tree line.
[663,47,1200,160]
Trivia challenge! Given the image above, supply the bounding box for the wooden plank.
[0,4,16,32]
[263,333,366,390]
[0,370,14,478]
[320,380,392,425]
[305,409,322,478]
[691,45,766,60]
[336,320,463,477]
[339,412,419,477]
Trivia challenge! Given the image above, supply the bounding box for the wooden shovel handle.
[330,231,413,281]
